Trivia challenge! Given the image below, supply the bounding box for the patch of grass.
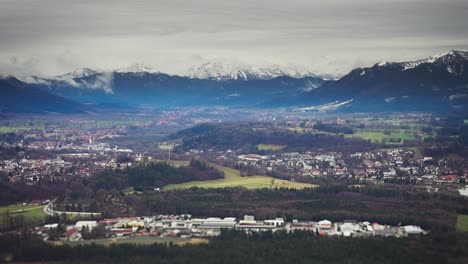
[65,213,100,221]
[165,165,317,190]
[257,144,286,151]
[153,160,190,167]
[345,132,389,142]
[288,127,305,133]
[390,130,415,141]
[0,126,32,134]
[408,147,423,158]
[121,186,142,195]
[346,130,415,143]
[456,214,468,232]
[61,236,209,247]
[0,204,46,228]
[158,143,174,150]
[447,153,463,161]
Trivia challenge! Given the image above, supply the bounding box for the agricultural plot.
[158,143,174,150]
[345,130,415,143]
[257,144,286,151]
[0,126,32,133]
[153,160,190,167]
[0,204,46,229]
[288,127,305,133]
[456,214,468,232]
[165,165,317,190]
[62,236,209,247]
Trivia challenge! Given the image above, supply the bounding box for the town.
[34,214,427,243]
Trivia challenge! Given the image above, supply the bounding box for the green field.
[122,186,143,195]
[345,132,389,142]
[456,214,468,232]
[408,147,423,158]
[345,130,415,143]
[165,165,317,190]
[153,160,190,167]
[61,236,209,247]
[158,143,174,150]
[288,127,305,133]
[0,204,46,228]
[257,144,286,151]
[0,126,32,133]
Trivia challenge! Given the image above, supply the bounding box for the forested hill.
[92,160,223,191]
[169,122,377,153]
[0,77,85,114]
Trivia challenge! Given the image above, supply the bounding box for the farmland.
[158,143,174,150]
[257,144,286,151]
[345,130,416,143]
[0,204,46,229]
[456,214,468,232]
[164,165,316,190]
[0,126,32,133]
[62,236,209,247]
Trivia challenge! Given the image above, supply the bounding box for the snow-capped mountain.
[369,50,468,75]
[189,62,319,80]
[399,50,468,72]
[114,63,160,74]
[3,50,466,113]
[308,50,468,112]
[58,68,101,79]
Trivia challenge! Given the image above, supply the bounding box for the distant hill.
[188,62,322,81]
[307,50,468,112]
[169,122,377,153]
[0,76,85,114]
[27,69,325,108]
[4,51,468,113]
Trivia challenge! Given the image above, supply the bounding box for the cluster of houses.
[0,154,140,185]
[234,148,466,186]
[33,214,427,242]
[1,157,72,185]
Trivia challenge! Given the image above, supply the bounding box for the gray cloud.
[0,0,467,77]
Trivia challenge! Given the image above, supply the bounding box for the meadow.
[61,236,209,247]
[345,130,416,143]
[0,126,33,133]
[158,143,174,150]
[456,214,468,232]
[257,144,286,151]
[0,204,46,229]
[164,165,317,190]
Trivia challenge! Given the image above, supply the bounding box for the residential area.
[33,214,427,243]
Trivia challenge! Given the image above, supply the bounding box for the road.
[44,201,101,218]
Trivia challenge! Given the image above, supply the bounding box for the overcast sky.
[1,0,467,77]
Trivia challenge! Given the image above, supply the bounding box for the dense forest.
[92,160,223,191]
[169,122,376,152]
[313,123,354,134]
[124,186,468,232]
[1,229,468,263]
[0,160,223,206]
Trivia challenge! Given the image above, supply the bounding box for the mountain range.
[1,50,467,113]
[307,50,468,112]
[0,76,85,114]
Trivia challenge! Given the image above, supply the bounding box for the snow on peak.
[115,63,160,74]
[59,68,100,79]
[188,62,318,80]
[377,61,389,67]
[400,50,468,71]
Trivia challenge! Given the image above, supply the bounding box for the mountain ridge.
[1,50,467,113]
